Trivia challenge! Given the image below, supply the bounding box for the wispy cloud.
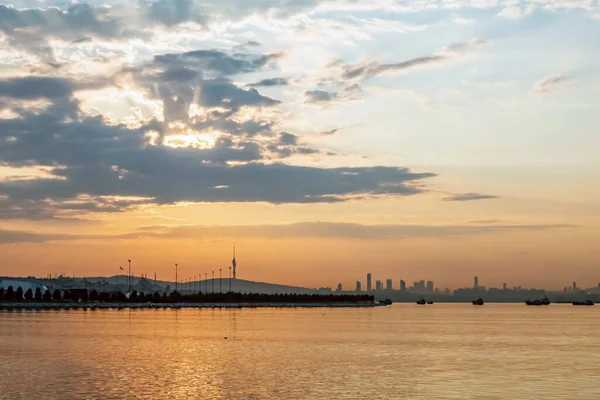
[498,4,535,19]
[304,83,363,104]
[442,193,498,202]
[248,77,289,87]
[533,75,571,93]
[332,38,489,82]
[0,221,576,244]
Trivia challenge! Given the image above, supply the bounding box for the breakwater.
[0,301,385,310]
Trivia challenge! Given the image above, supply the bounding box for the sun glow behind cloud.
[163,131,220,149]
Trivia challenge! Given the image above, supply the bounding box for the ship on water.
[526,295,550,306]
[472,297,484,305]
[573,300,594,306]
[416,298,426,305]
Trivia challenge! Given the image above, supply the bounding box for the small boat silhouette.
[472,297,484,305]
[573,300,594,306]
[379,298,392,305]
[416,298,426,305]
[426,301,433,304]
[525,299,541,306]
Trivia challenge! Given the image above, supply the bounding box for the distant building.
[573,282,577,291]
[336,283,342,292]
[367,273,372,292]
[375,280,383,291]
[474,276,479,289]
[413,280,425,292]
[386,279,392,291]
[503,282,507,290]
[426,281,434,293]
[355,281,362,292]
[400,280,406,292]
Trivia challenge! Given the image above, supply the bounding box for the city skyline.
[1,0,599,288]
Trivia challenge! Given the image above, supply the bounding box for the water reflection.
[1,305,600,399]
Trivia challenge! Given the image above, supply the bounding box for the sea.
[1,304,599,399]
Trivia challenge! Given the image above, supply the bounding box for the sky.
[0,0,599,290]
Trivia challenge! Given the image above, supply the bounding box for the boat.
[472,297,484,305]
[573,300,594,306]
[426,301,433,305]
[525,299,541,306]
[379,298,392,305]
[416,298,426,305]
[540,295,550,305]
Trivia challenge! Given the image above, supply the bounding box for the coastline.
[0,302,386,310]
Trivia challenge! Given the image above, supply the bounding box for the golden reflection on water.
[2,304,600,399]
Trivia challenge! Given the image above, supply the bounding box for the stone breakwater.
[0,302,386,310]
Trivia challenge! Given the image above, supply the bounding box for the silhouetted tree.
[152,292,162,303]
[0,287,4,302]
[42,290,52,302]
[130,290,138,302]
[99,292,110,302]
[52,289,62,301]
[15,287,23,301]
[62,290,71,301]
[169,291,181,302]
[34,288,42,301]
[24,288,33,301]
[4,286,14,301]
[89,290,98,301]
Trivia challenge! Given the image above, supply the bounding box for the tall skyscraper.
[367,273,372,292]
[503,282,507,290]
[386,279,392,291]
[573,281,577,290]
[474,276,479,289]
[426,281,434,293]
[375,280,383,291]
[336,283,342,292]
[232,245,237,280]
[356,281,362,292]
[400,280,406,292]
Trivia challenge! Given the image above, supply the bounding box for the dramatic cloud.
[0,77,73,99]
[443,193,498,202]
[0,222,575,244]
[533,75,570,93]
[0,95,436,219]
[153,49,284,78]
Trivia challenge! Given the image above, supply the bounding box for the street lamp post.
[175,263,178,293]
[205,273,207,293]
[212,271,215,293]
[128,259,131,293]
[229,266,232,292]
[219,268,222,293]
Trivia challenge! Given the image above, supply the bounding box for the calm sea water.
[1,304,600,399]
